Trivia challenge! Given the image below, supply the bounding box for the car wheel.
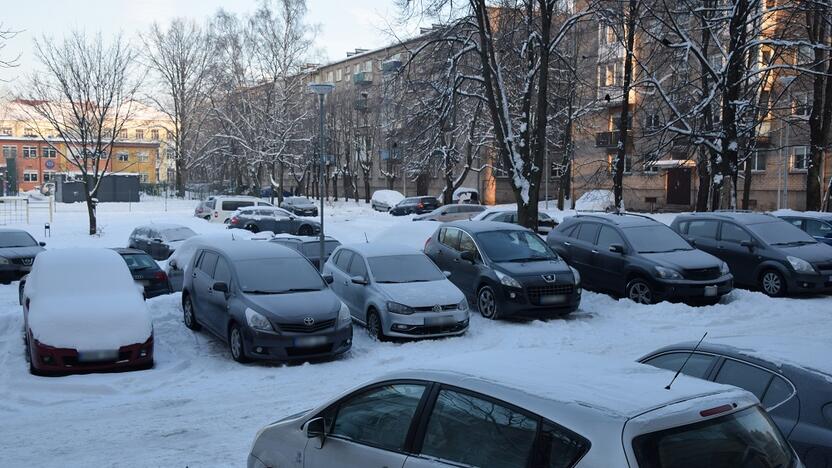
[182,294,201,331]
[203,216,211,221]
[18,282,24,306]
[477,285,501,320]
[366,309,387,342]
[245,224,260,233]
[223,218,231,224]
[626,278,655,304]
[298,225,313,236]
[228,323,250,363]
[760,270,786,297]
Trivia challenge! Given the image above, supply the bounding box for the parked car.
[165,231,255,291]
[194,197,215,219]
[181,240,352,363]
[548,213,733,304]
[324,243,469,340]
[112,248,172,299]
[370,189,404,212]
[671,212,832,296]
[425,221,581,319]
[22,249,153,375]
[640,337,832,467]
[269,235,341,269]
[474,208,558,234]
[452,186,479,204]
[280,196,318,217]
[227,206,321,236]
[0,228,46,284]
[128,224,197,260]
[389,196,441,216]
[204,195,275,223]
[247,349,798,468]
[412,204,486,222]
[775,210,832,246]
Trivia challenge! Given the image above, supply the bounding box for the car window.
[445,206,460,214]
[760,375,793,409]
[805,219,832,237]
[121,253,157,270]
[334,250,353,272]
[197,251,219,276]
[213,257,231,284]
[347,254,368,278]
[576,223,600,244]
[459,232,478,256]
[720,223,752,243]
[535,422,590,468]
[222,200,255,211]
[676,221,689,234]
[643,352,717,379]
[823,403,832,426]
[596,226,625,250]
[714,359,774,400]
[206,199,216,209]
[331,384,426,452]
[442,228,462,250]
[783,218,802,229]
[302,241,340,258]
[560,223,579,238]
[686,220,719,239]
[421,389,539,468]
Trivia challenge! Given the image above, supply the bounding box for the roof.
[342,242,423,257]
[571,212,658,227]
[199,239,301,260]
[446,220,528,233]
[110,248,146,255]
[0,227,30,233]
[676,211,778,224]
[771,209,832,221]
[270,235,338,243]
[135,223,190,231]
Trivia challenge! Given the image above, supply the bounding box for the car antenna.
[665,332,708,390]
[364,232,369,243]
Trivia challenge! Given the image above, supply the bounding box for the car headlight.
[0,257,9,265]
[457,299,468,311]
[245,308,274,331]
[495,270,522,288]
[569,266,581,285]
[787,256,815,274]
[654,266,683,280]
[387,301,415,315]
[720,261,730,275]
[338,302,352,325]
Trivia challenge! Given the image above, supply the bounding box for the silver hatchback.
[323,243,469,340]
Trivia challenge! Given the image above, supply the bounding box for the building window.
[765,0,775,8]
[743,151,767,172]
[165,147,175,159]
[150,129,159,141]
[117,152,129,162]
[24,127,36,137]
[140,172,149,183]
[761,46,772,65]
[43,171,55,182]
[22,146,38,158]
[137,152,149,162]
[326,70,334,82]
[792,93,811,117]
[166,129,173,140]
[364,60,372,72]
[135,129,144,140]
[795,45,813,65]
[23,172,39,182]
[791,146,808,171]
[43,147,57,158]
[2,145,17,159]
[645,113,661,130]
[0,127,11,136]
[335,68,343,81]
[118,129,128,139]
[608,154,632,174]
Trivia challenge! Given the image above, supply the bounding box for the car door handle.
[564,241,571,246]
[591,250,598,254]
[453,258,460,263]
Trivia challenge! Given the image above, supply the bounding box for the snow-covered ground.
[0,198,830,467]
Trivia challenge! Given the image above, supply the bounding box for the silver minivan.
[324,243,469,340]
[248,349,801,467]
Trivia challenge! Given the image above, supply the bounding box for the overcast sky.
[0,0,410,85]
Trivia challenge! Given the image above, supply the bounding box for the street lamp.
[309,82,335,272]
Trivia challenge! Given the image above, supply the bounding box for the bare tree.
[0,23,20,72]
[804,0,832,211]
[19,32,139,234]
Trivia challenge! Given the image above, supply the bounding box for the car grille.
[814,262,832,273]
[399,322,468,335]
[683,267,722,281]
[413,304,458,312]
[278,319,335,333]
[12,257,35,266]
[527,284,574,305]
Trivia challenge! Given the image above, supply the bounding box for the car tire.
[18,282,24,306]
[477,285,501,320]
[626,278,655,304]
[228,323,251,363]
[203,216,210,221]
[298,225,313,236]
[182,294,201,331]
[759,269,786,297]
[223,218,231,224]
[245,224,260,233]
[366,309,388,342]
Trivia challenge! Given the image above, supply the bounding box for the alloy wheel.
[183,296,200,330]
[628,280,653,304]
[229,326,247,362]
[367,312,384,341]
[761,271,783,296]
[478,286,498,319]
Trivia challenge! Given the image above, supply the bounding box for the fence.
[0,196,54,225]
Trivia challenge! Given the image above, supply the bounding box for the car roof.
[214,195,262,200]
[445,220,529,233]
[772,209,832,221]
[568,212,658,227]
[341,242,424,257]
[675,211,779,224]
[271,235,337,243]
[378,350,746,429]
[111,247,148,255]
[198,239,303,260]
[0,227,31,234]
[134,223,190,231]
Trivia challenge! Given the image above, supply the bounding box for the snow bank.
[372,220,440,250]
[575,190,618,211]
[371,190,404,206]
[26,249,152,350]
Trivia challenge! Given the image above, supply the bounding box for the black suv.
[389,196,441,216]
[547,213,733,304]
[671,212,832,296]
[424,221,581,319]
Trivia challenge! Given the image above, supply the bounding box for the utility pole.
[309,83,335,272]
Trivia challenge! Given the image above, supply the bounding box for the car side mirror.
[686,237,696,246]
[39,241,46,247]
[323,274,334,284]
[351,275,368,285]
[443,270,452,278]
[305,417,327,447]
[213,282,229,293]
[152,238,163,243]
[740,240,755,249]
[609,243,625,254]
[460,250,476,263]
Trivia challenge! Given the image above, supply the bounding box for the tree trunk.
[805,4,832,211]
[363,170,371,203]
[175,156,186,198]
[614,0,639,212]
[741,152,753,210]
[83,180,97,235]
[695,148,710,211]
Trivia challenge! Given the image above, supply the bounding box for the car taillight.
[424,237,432,250]
[213,211,218,218]
[700,404,734,417]
[230,216,238,224]
[154,271,168,282]
[417,203,424,209]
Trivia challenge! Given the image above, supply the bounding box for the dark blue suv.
[775,211,832,246]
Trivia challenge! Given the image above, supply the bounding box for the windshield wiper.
[508,256,552,262]
[376,280,403,284]
[243,290,283,294]
[244,288,320,294]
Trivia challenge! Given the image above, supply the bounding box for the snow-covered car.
[280,196,318,217]
[248,349,799,468]
[0,228,46,284]
[452,186,479,204]
[21,249,154,376]
[127,223,197,260]
[227,206,320,236]
[575,189,619,212]
[194,197,215,219]
[206,196,275,224]
[412,204,485,222]
[324,243,469,340]
[370,189,404,212]
[165,231,254,291]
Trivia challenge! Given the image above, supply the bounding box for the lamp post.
[309,82,335,272]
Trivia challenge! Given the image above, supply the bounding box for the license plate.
[540,295,567,305]
[424,316,456,326]
[704,285,718,297]
[293,336,327,348]
[78,350,118,362]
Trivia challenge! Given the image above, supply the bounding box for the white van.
[204,196,274,224]
[248,350,801,468]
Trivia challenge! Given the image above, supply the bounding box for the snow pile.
[25,249,152,350]
[372,220,440,249]
[371,190,404,207]
[575,190,618,211]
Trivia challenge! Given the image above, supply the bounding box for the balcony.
[353,72,373,85]
[595,131,624,148]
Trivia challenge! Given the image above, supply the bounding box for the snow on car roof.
[388,349,741,420]
[573,212,657,227]
[344,242,424,257]
[446,220,528,233]
[203,238,304,260]
[771,209,832,221]
[677,211,778,224]
[136,223,191,231]
[28,248,135,295]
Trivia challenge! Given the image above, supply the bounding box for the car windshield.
[290,197,312,205]
[368,254,446,283]
[0,231,38,248]
[748,221,816,246]
[236,257,325,294]
[122,253,157,270]
[162,227,196,242]
[476,230,558,262]
[633,406,796,468]
[399,198,420,206]
[301,241,340,258]
[623,225,693,253]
